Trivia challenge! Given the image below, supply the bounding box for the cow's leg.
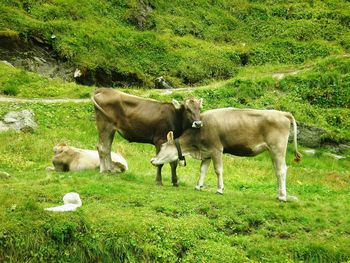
[271,144,298,202]
[156,164,164,186]
[96,114,116,173]
[155,143,164,185]
[273,156,288,201]
[195,158,211,190]
[212,153,224,194]
[170,161,178,186]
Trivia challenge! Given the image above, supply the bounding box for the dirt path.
[1,54,349,102]
[0,97,90,103]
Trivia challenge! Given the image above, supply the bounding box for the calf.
[92,88,202,186]
[151,108,301,201]
[50,143,128,172]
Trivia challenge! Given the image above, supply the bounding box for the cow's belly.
[223,143,268,157]
[118,130,153,144]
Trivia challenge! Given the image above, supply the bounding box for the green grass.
[0,101,349,262]
[2,55,350,143]
[1,0,350,86]
[0,63,93,98]
[1,1,350,260]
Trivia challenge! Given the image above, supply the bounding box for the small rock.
[0,122,10,132]
[325,153,346,160]
[290,123,326,148]
[74,68,82,78]
[11,204,17,211]
[0,171,10,179]
[45,192,82,212]
[302,149,316,156]
[272,73,285,80]
[155,76,173,89]
[0,109,38,133]
[33,56,44,64]
[339,144,350,153]
[3,116,17,123]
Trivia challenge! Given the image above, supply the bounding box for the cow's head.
[53,143,69,154]
[151,131,180,166]
[172,97,203,129]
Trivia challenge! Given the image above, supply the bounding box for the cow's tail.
[91,90,114,122]
[285,112,301,163]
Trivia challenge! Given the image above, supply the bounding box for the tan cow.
[49,143,128,172]
[151,108,301,201]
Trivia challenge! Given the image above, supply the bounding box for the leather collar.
[175,139,186,166]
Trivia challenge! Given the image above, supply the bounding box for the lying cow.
[151,108,301,201]
[49,143,128,172]
[92,88,202,186]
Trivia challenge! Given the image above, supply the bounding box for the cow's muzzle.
[192,120,203,128]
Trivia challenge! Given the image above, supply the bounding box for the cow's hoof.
[172,183,179,187]
[195,185,203,191]
[156,181,163,186]
[277,196,287,202]
[216,189,224,195]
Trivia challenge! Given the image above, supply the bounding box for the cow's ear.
[167,131,174,142]
[172,99,182,110]
[199,98,203,108]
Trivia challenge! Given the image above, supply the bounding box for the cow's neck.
[172,108,185,136]
[178,129,201,159]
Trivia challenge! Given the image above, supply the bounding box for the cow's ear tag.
[167,131,174,142]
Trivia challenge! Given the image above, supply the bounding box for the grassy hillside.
[0,101,349,262]
[1,55,349,143]
[1,0,350,86]
[1,0,350,261]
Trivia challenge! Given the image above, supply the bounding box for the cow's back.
[93,88,180,144]
[199,108,291,156]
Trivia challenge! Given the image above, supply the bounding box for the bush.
[248,40,336,65]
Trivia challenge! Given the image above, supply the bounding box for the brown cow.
[92,88,202,186]
[151,108,301,201]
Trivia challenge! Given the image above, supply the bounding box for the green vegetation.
[1,0,350,86]
[1,0,350,261]
[0,101,349,262]
[0,63,92,98]
[1,54,350,142]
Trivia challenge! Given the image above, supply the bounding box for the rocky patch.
[0,35,74,81]
[0,109,38,133]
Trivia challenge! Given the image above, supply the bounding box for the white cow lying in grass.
[48,143,128,173]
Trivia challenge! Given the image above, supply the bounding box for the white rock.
[325,153,346,160]
[74,68,82,78]
[303,149,316,156]
[272,73,285,80]
[1,109,37,133]
[45,192,82,212]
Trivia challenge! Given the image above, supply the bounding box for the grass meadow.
[0,100,349,262]
[1,0,350,261]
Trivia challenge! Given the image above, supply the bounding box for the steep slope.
[1,0,350,87]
